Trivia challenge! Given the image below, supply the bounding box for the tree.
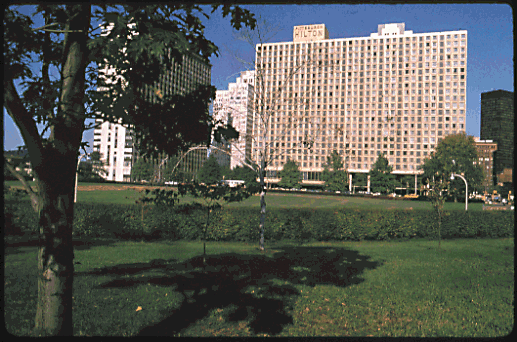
[4,150,33,181]
[220,165,232,180]
[131,158,154,182]
[321,150,348,192]
[179,181,253,267]
[421,133,484,201]
[420,133,483,247]
[277,158,301,189]
[197,154,221,185]
[232,165,259,189]
[3,4,255,336]
[369,153,396,195]
[421,154,450,248]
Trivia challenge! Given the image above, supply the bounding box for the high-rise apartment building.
[252,23,467,185]
[480,90,514,185]
[93,23,212,182]
[214,70,255,169]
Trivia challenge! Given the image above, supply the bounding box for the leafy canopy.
[131,158,154,182]
[4,4,257,160]
[369,153,396,194]
[278,158,301,189]
[197,154,221,185]
[421,133,483,197]
[321,150,348,192]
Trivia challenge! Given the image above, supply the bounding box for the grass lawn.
[4,238,513,337]
[4,180,485,210]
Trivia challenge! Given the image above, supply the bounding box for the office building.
[93,23,212,182]
[214,70,255,169]
[473,137,497,190]
[480,90,514,185]
[252,23,467,185]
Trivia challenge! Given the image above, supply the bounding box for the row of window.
[257,33,467,51]
[266,160,422,171]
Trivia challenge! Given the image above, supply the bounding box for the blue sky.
[3,4,513,152]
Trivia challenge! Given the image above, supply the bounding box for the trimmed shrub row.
[4,199,514,242]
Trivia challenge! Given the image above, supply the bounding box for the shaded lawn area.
[4,238,513,337]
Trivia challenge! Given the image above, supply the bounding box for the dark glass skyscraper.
[480,90,514,183]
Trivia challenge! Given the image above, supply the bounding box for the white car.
[164,181,178,185]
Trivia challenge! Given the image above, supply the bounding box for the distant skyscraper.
[473,137,497,190]
[93,23,211,182]
[480,90,514,184]
[252,23,467,185]
[214,70,255,169]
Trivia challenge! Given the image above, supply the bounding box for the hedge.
[4,198,514,242]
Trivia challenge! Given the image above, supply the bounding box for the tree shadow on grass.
[4,237,122,255]
[81,246,381,336]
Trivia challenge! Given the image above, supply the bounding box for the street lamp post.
[450,173,468,211]
[75,153,88,203]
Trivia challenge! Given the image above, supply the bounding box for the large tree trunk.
[31,5,90,335]
[34,164,77,336]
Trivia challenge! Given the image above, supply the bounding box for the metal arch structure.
[168,145,258,179]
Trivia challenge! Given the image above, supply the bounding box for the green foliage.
[6,196,514,243]
[354,173,368,187]
[421,133,484,199]
[141,188,180,207]
[220,165,233,180]
[278,158,301,189]
[5,3,257,181]
[398,175,417,191]
[321,150,348,192]
[230,165,260,192]
[369,153,396,194]
[420,133,484,245]
[162,156,182,183]
[197,154,221,185]
[131,158,154,182]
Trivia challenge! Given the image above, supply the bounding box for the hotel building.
[252,23,467,185]
[93,23,212,182]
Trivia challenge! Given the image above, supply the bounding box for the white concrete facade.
[214,70,255,169]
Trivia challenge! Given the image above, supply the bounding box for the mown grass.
[4,238,513,337]
[76,190,485,211]
[4,180,485,210]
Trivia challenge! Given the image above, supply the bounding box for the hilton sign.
[293,24,329,42]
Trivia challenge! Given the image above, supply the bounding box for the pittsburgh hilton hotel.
[254,23,467,186]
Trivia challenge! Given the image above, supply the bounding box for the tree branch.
[4,79,45,169]
[4,157,39,211]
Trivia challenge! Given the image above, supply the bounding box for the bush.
[4,198,514,242]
